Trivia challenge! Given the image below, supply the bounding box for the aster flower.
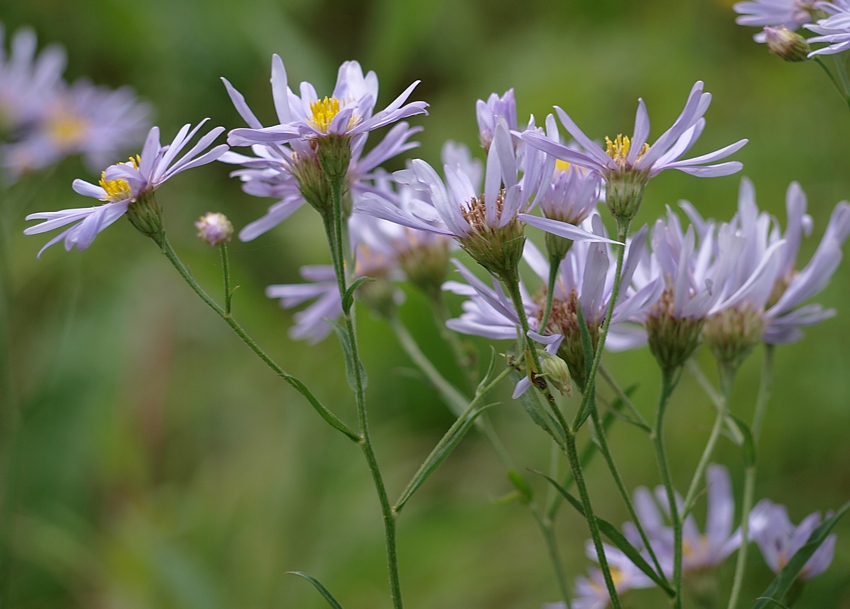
[805,1,850,55]
[476,89,518,151]
[357,119,609,281]
[520,81,747,222]
[545,543,653,609]
[749,499,837,579]
[221,57,424,237]
[227,55,427,148]
[267,265,344,344]
[626,464,742,575]
[24,120,227,256]
[734,0,822,39]
[195,212,233,246]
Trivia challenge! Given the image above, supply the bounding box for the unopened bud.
[195,212,233,246]
[703,306,765,371]
[539,352,572,396]
[764,26,811,62]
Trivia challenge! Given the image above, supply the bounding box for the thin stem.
[537,256,561,332]
[599,365,650,430]
[682,364,736,518]
[427,293,478,394]
[589,405,670,588]
[572,220,629,430]
[326,172,403,609]
[532,507,573,609]
[813,57,850,109]
[727,346,774,609]
[831,55,850,108]
[565,428,623,609]
[220,243,233,315]
[651,367,683,609]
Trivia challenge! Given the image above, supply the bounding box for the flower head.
[24,120,227,256]
[734,0,821,40]
[805,1,850,55]
[476,89,518,151]
[764,26,812,60]
[749,500,837,579]
[195,212,234,246]
[520,82,747,223]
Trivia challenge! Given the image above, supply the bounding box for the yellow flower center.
[605,134,649,166]
[554,159,572,173]
[309,96,356,134]
[589,567,627,594]
[98,156,139,203]
[47,109,88,149]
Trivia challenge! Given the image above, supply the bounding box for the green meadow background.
[2,0,849,607]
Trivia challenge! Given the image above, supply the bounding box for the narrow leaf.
[755,598,790,609]
[395,403,498,511]
[342,276,375,314]
[284,376,360,443]
[328,318,368,392]
[532,470,676,597]
[286,571,345,609]
[507,470,534,504]
[573,303,597,430]
[476,346,499,394]
[753,500,850,609]
[728,413,756,467]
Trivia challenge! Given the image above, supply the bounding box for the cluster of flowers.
[0,23,149,182]
[734,0,850,58]
[558,465,836,608]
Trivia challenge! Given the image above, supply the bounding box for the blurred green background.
[2,0,850,607]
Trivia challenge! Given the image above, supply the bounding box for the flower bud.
[764,26,811,62]
[703,306,765,371]
[539,352,572,396]
[195,212,234,246]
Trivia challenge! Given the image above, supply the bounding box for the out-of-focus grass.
[2,0,850,607]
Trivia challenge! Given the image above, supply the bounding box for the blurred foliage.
[1,0,850,607]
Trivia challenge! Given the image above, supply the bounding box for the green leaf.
[342,276,375,314]
[284,376,360,443]
[753,500,850,609]
[728,413,756,467]
[510,370,565,450]
[755,598,791,609]
[394,402,498,511]
[532,470,676,597]
[476,346,499,395]
[507,470,534,503]
[286,571,345,609]
[572,303,597,430]
[327,319,368,392]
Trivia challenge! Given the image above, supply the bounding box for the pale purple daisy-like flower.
[545,542,653,609]
[734,0,821,40]
[749,499,837,579]
[267,265,343,344]
[24,120,227,256]
[227,55,427,147]
[520,81,746,180]
[626,464,742,575]
[806,1,850,55]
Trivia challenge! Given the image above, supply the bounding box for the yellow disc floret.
[554,159,572,173]
[309,96,356,134]
[605,134,650,167]
[47,109,88,150]
[98,156,139,203]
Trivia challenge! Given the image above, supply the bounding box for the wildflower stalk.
[428,293,479,394]
[651,366,684,609]
[532,507,573,609]
[683,364,736,518]
[537,255,562,332]
[220,243,233,315]
[322,161,404,609]
[571,218,629,430]
[813,57,850,109]
[727,346,774,609]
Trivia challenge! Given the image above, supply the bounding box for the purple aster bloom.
[476,89,518,151]
[734,0,821,40]
[24,120,227,256]
[545,542,653,609]
[749,499,837,579]
[227,55,427,147]
[220,58,424,239]
[626,464,742,575]
[4,78,150,180]
[520,81,746,180]
[806,1,850,55]
[267,265,342,344]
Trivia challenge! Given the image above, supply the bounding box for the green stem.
[589,405,671,588]
[813,57,850,109]
[565,428,623,609]
[727,346,774,609]
[427,293,478,395]
[599,365,650,430]
[220,243,233,315]
[572,220,629,430]
[326,171,403,609]
[532,507,573,609]
[651,367,683,609]
[537,255,561,332]
[681,365,735,518]
[830,55,850,109]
